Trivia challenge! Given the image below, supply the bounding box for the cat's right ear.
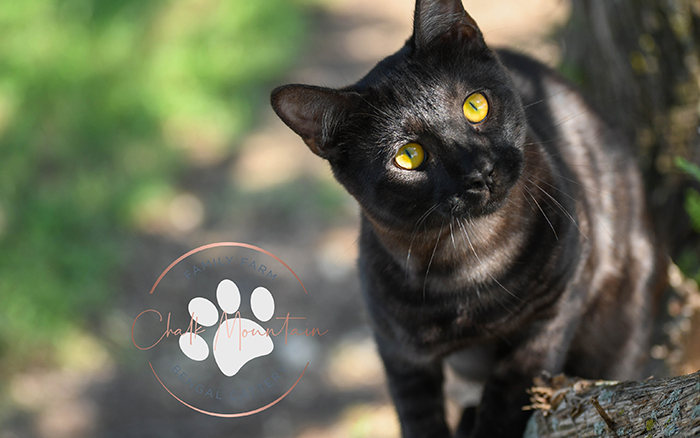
[270,85,356,158]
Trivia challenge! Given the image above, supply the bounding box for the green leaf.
[685,188,700,233]
[675,157,700,182]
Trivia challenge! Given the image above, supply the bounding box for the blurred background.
[0,0,698,437]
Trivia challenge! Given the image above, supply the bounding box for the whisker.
[524,171,593,206]
[521,98,545,109]
[523,163,611,196]
[457,219,523,310]
[516,186,535,211]
[448,216,457,251]
[523,176,587,239]
[423,219,444,301]
[522,185,558,240]
[522,126,607,159]
[534,109,591,138]
[405,203,439,279]
[523,171,614,241]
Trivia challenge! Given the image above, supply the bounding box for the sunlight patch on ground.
[231,119,329,193]
[128,184,175,233]
[324,337,384,390]
[327,0,569,67]
[9,365,114,438]
[163,116,232,167]
[232,133,305,192]
[36,398,96,438]
[315,227,360,281]
[129,187,205,235]
[296,403,399,438]
[343,24,401,62]
[55,331,113,373]
[168,193,205,232]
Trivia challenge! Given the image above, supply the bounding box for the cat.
[270,0,668,436]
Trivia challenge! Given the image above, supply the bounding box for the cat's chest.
[360,225,535,356]
[368,283,515,357]
[412,301,483,347]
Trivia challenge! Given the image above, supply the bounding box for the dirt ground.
[1,1,577,437]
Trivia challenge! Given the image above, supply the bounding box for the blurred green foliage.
[676,157,700,282]
[0,0,308,363]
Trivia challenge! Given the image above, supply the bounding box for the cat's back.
[498,50,666,379]
[497,49,631,165]
[498,49,650,238]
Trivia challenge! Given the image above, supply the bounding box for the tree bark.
[524,371,700,437]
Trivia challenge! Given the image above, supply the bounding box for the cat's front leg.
[457,369,534,438]
[462,315,580,438]
[376,338,452,438]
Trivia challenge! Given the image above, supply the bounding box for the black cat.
[271,1,668,436]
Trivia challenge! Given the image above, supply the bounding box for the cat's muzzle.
[444,188,491,218]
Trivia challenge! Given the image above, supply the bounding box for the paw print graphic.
[178,279,275,377]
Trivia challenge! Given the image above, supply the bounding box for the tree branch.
[524,371,700,437]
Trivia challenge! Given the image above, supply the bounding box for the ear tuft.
[270,85,355,157]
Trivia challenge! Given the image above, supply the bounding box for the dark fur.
[270,1,667,436]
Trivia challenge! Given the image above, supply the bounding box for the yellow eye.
[463,92,489,123]
[394,143,425,170]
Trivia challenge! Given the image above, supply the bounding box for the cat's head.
[271,0,526,233]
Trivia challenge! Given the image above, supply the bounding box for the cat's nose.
[465,163,493,190]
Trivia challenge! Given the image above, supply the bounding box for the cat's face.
[271,0,527,233]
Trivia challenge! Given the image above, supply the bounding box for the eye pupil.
[463,92,489,124]
[395,143,425,170]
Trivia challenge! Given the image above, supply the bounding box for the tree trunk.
[524,371,700,437]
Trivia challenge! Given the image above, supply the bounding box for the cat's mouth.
[442,189,492,218]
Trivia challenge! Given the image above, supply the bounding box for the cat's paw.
[178,279,275,376]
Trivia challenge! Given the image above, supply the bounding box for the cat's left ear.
[270,84,356,158]
[411,0,485,51]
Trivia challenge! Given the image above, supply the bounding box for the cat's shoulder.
[495,49,553,78]
[495,49,613,145]
[495,49,579,108]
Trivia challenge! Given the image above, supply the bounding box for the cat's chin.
[438,189,508,220]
